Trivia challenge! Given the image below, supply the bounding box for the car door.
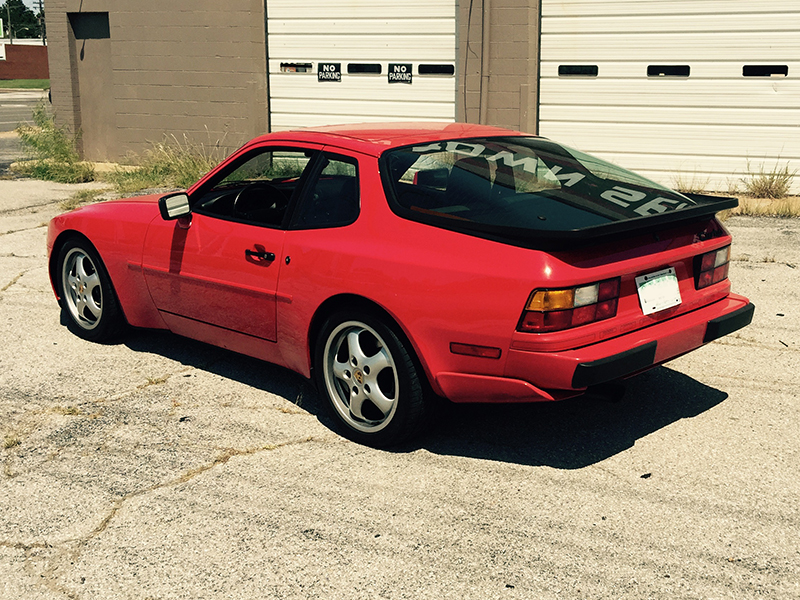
[142,145,318,342]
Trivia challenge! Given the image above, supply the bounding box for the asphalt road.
[0,90,48,173]
[0,90,47,133]
[0,179,798,599]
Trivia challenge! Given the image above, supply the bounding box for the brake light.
[518,278,620,333]
[696,245,730,289]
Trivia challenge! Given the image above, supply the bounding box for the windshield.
[382,137,698,233]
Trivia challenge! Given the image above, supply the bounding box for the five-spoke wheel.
[57,239,124,342]
[315,312,427,446]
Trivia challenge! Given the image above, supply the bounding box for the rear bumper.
[436,294,753,403]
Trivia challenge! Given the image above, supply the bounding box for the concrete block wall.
[458,0,540,134]
[45,0,269,162]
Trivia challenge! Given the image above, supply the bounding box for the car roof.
[244,122,529,156]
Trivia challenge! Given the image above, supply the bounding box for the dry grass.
[740,159,797,199]
[3,436,21,449]
[672,171,710,195]
[60,188,111,211]
[721,195,800,218]
[103,135,226,196]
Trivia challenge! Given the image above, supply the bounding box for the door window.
[194,148,315,227]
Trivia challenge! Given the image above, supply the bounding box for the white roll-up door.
[539,0,800,193]
[266,1,457,131]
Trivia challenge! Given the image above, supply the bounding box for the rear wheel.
[57,239,124,342]
[314,312,427,447]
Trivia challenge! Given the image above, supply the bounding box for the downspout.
[479,0,491,124]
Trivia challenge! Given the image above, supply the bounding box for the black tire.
[313,311,428,447]
[57,238,125,342]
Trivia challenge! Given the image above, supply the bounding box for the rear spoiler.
[395,193,738,251]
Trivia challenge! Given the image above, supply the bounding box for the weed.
[741,159,796,199]
[104,135,224,195]
[3,436,21,449]
[14,103,95,183]
[60,188,110,211]
[140,375,169,388]
[672,171,710,195]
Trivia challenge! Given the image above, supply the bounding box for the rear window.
[381,137,712,237]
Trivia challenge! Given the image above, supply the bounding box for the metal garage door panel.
[267,0,456,132]
[540,0,800,193]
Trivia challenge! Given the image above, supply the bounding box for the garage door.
[539,0,800,194]
[266,0,456,131]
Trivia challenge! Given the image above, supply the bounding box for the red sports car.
[47,123,754,446]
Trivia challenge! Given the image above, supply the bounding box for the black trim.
[572,342,657,389]
[703,303,755,343]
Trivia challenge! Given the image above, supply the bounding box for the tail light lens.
[696,245,730,289]
[518,278,620,333]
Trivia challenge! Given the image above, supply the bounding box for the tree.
[2,0,42,39]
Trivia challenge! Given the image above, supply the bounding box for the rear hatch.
[380,136,737,350]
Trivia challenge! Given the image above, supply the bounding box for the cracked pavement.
[0,178,798,599]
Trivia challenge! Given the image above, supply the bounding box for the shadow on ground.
[412,367,727,468]
[116,326,726,470]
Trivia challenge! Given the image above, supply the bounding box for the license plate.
[635,267,681,315]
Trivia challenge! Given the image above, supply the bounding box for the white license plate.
[635,267,681,316]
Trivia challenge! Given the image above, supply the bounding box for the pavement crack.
[1,223,47,236]
[0,200,62,215]
[68,436,318,545]
[1,270,26,292]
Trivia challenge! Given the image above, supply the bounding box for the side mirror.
[158,192,191,220]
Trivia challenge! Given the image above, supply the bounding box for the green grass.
[0,79,49,89]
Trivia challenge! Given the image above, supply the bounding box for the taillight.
[696,245,730,289]
[518,278,620,333]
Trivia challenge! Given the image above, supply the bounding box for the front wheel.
[314,312,428,447]
[57,239,125,342]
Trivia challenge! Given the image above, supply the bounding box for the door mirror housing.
[158,192,191,220]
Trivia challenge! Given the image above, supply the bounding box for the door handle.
[245,249,276,261]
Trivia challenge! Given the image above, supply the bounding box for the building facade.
[44,0,798,193]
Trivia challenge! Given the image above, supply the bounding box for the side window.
[292,154,360,229]
[194,148,313,226]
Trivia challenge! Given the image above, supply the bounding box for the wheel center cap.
[354,369,364,385]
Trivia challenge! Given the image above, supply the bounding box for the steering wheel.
[233,182,285,220]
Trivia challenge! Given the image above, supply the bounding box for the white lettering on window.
[600,186,647,208]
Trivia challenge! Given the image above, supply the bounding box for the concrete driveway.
[1,179,798,599]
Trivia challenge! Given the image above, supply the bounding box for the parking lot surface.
[1,179,798,599]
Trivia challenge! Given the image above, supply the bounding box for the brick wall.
[0,43,49,80]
